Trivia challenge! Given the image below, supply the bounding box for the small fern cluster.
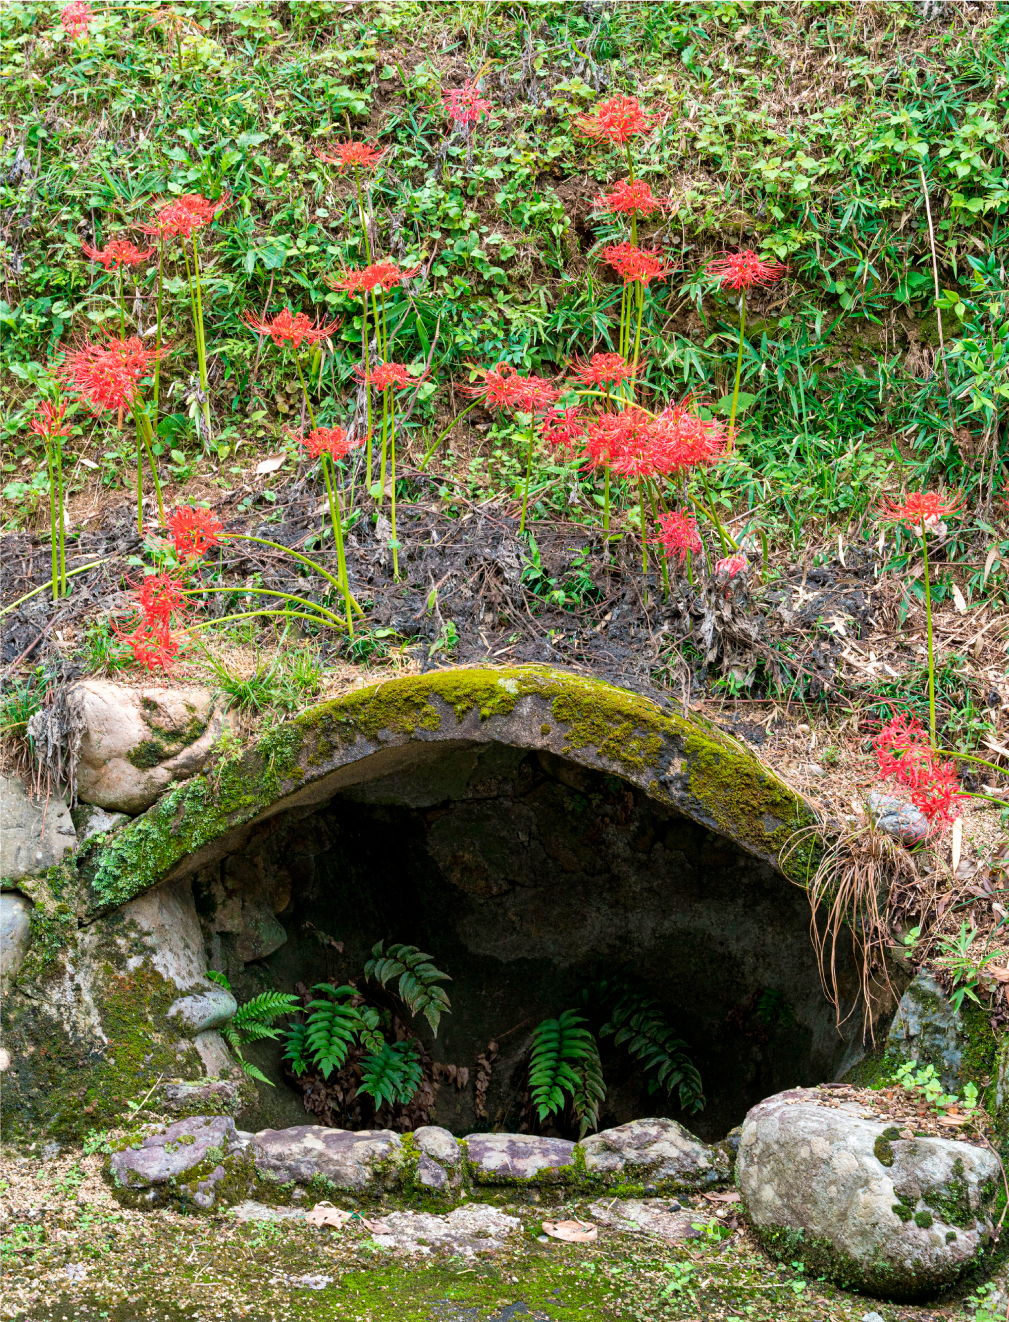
[364,942,452,1035]
[208,971,300,1086]
[530,1011,605,1139]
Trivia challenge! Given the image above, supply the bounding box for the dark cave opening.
[193,740,863,1143]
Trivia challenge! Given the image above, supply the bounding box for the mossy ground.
[5,1142,997,1322]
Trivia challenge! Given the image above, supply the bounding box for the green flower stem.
[420,398,481,469]
[136,404,165,523]
[696,467,736,554]
[389,397,400,581]
[728,291,746,444]
[47,439,58,601]
[321,454,356,636]
[638,477,649,597]
[188,234,212,444]
[153,236,164,416]
[180,586,345,629]
[520,421,536,533]
[361,289,373,488]
[646,478,670,596]
[377,391,390,505]
[632,278,645,367]
[134,413,144,535]
[603,467,610,532]
[0,559,110,619]
[188,607,345,633]
[219,533,362,616]
[353,166,372,264]
[56,433,66,597]
[294,354,317,430]
[922,532,936,743]
[118,266,126,338]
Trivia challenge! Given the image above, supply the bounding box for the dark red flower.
[299,427,361,462]
[81,239,155,270]
[602,243,672,286]
[593,179,664,216]
[568,352,639,389]
[313,141,385,170]
[876,490,967,534]
[444,81,493,127]
[326,262,422,296]
[352,361,427,391]
[131,573,188,627]
[61,1,92,40]
[458,363,558,414]
[59,335,167,413]
[242,307,340,349]
[576,96,653,144]
[143,193,231,241]
[654,511,701,565]
[167,506,223,562]
[539,407,587,450]
[116,620,180,672]
[29,401,72,444]
[706,250,786,291]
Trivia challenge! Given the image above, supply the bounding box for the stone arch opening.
[194,739,863,1143]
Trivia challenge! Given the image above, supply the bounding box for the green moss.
[918,1155,974,1228]
[128,737,170,770]
[873,1135,894,1167]
[891,1202,913,1222]
[915,1209,934,1228]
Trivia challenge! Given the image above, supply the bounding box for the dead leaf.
[951,818,963,876]
[937,1115,971,1127]
[305,1202,351,1229]
[359,1217,386,1233]
[542,1219,597,1243]
[899,1128,915,1140]
[256,455,285,475]
[985,546,1001,586]
[702,1192,741,1204]
[952,583,968,614]
[986,967,1009,983]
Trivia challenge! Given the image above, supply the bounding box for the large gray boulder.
[464,1133,574,1185]
[108,1115,251,1210]
[737,1088,1001,1300]
[412,1125,463,1191]
[578,1117,730,1190]
[887,972,962,1091]
[252,1125,401,1192]
[70,679,228,815]
[0,892,32,994]
[0,773,76,880]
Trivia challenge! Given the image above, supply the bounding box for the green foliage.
[601,988,705,1115]
[891,1058,979,1115]
[358,1040,424,1109]
[287,982,369,1080]
[0,668,47,737]
[209,970,300,1086]
[529,1009,598,1125]
[364,941,452,1036]
[932,922,1002,1011]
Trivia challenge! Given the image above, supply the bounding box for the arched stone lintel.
[76,666,817,921]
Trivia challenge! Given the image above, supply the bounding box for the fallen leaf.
[984,545,1000,586]
[952,583,968,614]
[987,966,1009,983]
[938,1115,971,1127]
[360,1217,386,1233]
[702,1192,741,1204]
[542,1219,597,1243]
[256,455,285,475]
[951,817,963,876]
[304,1202,351,1229]
[79,456,99,470]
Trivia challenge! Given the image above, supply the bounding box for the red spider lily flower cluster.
[654,510,701,565]
[167,506,223,562]
[444,81,493,127]
[706,250,787,292]
[81,239,155,270]
[131,572,189,626]
[877,490,967,535]
[594,179,664,217]
[568,352,639,389]
[61,1,93,40]
[603,243,672,286]
[117,620,181,672]
[144,192,231,240]
[459,363,558,414]
[872,711,963,827]
[314,141,385,171]
[539,407,587,450]
[652,399,727,471]
[59,335,166,413]
[328,261,421,295]
[299,426,361,463]
[715,553,748,579]
[353,361,426,391]
[28,401,72,444]
[242,307,340,349]
[582,400,724,478]
[576,95,653,144]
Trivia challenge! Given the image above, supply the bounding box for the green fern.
[601,993,705,1114]
[358,1040,424,1108]
[529,1010,598,1123]
[283,1022,311,1076]
[364,942,452,1036]
[210,973,300,1088]
[295,983,367,1079]
[570,1034,606,1138]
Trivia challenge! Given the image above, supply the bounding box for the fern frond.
[283,1023,311,1076]
[529,1010,597,1122]
[232,991,300,1032]
[206,969,231,990]
[298,984,365,1078]
[364,942,452,1036]
[236,1058,274,1086]
[601,992,705,1114]
[571,1035,606,1139]
[358,1040,424,1108]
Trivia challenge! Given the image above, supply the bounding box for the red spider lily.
[576,95,653,144]
[568,352,639,389]
[143,192,231,240]
[313,141,385,171]
[539,407,587,450]
[28,401,72,444]
[167,505,223,562]
[61,0,92,40]
[300,426,361,463]
[352,361,427,391]
[584,406,655,475]
[59,335,167,413]
[327,261,422,296]
[242,307,340,349]
[131,573,189,626]
[116,620,181,672]
[871,710,963,827]
[910,758,963,825]
[653,511,702,565]
[444,81,493,127]
[706,250,786,292]
[594,179,664,216]
[872,712,931,781]
[652,400,726,471]
[81,239,155,270]
[458,363,558,414]
[603,243,672,286]
[876,490,967,534]
[714,553,748,578]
